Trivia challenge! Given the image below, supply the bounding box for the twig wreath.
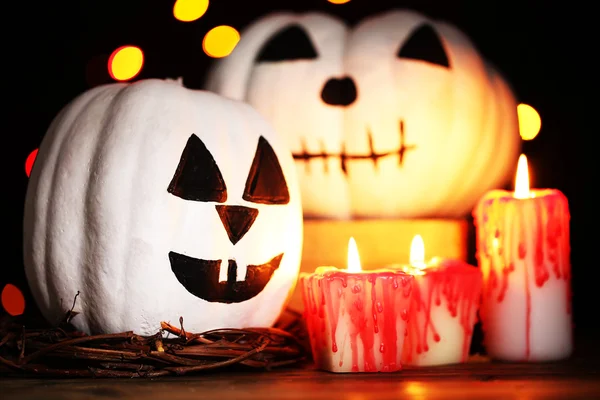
[0,293,309,378]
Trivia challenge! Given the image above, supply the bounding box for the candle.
[301,238,415,373]
[397,235,482,366]
[473,154,572,361]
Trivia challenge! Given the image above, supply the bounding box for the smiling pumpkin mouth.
[292,120,416,175]
[169,252,284,303]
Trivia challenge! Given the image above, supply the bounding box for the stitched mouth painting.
[206,9,521,219]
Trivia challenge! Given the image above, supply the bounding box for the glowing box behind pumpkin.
[287,218,467,311]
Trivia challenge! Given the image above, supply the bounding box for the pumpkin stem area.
[166,77,184,86]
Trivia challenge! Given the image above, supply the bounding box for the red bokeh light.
[2,284,25,316]
[25,148,38,177]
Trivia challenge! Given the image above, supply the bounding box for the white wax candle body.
[401,262,482,366]
[301,269,414,373]
[481,272,571,360]
[474,189,572,361]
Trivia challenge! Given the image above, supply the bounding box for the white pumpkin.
[205,10,521,219]
[23,78,303,335]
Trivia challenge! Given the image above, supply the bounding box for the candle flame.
[347,237,362,272]
[410,235,426,270]
[514,154,530,199]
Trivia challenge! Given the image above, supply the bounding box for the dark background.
[2,0,593,348]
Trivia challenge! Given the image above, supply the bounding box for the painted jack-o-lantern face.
[23,79,303,335]
[206,10,521,219]
[167,133,291,303]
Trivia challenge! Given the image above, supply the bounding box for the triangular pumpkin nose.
[215,205,259,245]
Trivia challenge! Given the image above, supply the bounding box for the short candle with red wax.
[394,235,483,366]
[473,154,572,361]
[301,238,415,373]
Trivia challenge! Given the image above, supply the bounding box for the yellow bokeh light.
[173,0,209,22]
[203,26,240,58]
[517,103,541,140]
[328,0,351,3]
[108,46,144,81]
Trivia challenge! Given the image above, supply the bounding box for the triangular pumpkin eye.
[243,136,290,205]
[167,134,227,202]
[256,25,318,62]
[397,24,450,68]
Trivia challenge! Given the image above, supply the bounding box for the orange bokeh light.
[173,0,209,22]
[2,284,25,316]
[25,148,38,177]
[328,0,351,3]
[202,25,240,58]
[108,45,144,81]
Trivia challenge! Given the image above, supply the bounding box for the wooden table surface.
[2,355,599,400]
[2,328,599,400]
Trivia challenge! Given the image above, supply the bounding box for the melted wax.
[402,261,482,365]
[301,269,414,372]
[473,189,571,359]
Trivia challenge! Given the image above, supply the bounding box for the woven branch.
[0,295,309,378]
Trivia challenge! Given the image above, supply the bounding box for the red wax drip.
[473,189,571,360]
[402,263,482,364]
[302,270,414,372]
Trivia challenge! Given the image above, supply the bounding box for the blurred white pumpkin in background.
[206,9,521,219]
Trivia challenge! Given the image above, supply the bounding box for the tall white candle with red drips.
[398,235,482,366]
[473,154,572,361]
[301,238,414,373]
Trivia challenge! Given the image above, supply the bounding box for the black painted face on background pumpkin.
[254,23,448,173]
[205,10,520,220]
[167,134,291,304]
